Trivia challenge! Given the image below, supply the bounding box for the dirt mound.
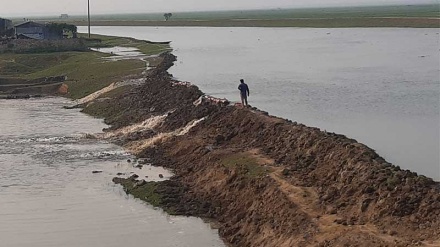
[193,108,440,231]
[82,53,215,130]
[83,52,439,246]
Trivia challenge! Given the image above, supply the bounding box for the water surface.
[0,97,224,247]
[80,26,440,180]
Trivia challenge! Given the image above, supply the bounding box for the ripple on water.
[0,98,224,247]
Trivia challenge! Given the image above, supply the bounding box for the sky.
[0,0,438,17]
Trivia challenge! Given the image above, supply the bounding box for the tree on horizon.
[164,13,172,21]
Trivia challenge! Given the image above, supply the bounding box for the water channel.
[79,26,440,180]
[0,97,224,247]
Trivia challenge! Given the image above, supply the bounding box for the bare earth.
[80,53,440,246]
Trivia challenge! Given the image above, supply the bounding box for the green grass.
[63,55,144,99]
[0,53,75,76]
[29,4,440,22]
[130,182,162,207]
[0,34,169,99]
[81,85,133,120]
[26,4,440,28]
[221,153,267,178]
[81,99,113,118]
[116,178,163,207]
[0,51,145,99]
[79,33,171,55]
[114,178,180,215]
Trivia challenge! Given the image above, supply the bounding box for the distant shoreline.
[43,17,440,28]
[8,4,438,28]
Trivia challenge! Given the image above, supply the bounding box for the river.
[79,26,440,180]
[0,97,224,247]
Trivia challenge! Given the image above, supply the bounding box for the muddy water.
[79,26,440,180]
[0,97,225,247]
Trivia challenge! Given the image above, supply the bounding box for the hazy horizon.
[1,0,438,18]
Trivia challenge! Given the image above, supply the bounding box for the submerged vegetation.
[114,177,163,208]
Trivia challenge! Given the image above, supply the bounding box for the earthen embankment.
[83,53,439,247]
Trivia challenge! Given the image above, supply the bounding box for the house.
[60,14,69,19]
[15,21,62,40]
[0,18,13,35]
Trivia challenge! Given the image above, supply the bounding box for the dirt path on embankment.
[82,53,440,247]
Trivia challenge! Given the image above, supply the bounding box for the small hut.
[0,18,13,36]
[15,21,63,40]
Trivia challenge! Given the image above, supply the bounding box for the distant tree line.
[46,23,78,38]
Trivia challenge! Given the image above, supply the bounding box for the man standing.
[238,79,250,106]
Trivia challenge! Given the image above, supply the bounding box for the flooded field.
[0,97,225,247]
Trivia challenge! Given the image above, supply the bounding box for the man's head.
[240,79,244,83]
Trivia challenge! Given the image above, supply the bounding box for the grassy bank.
[0,34,171,99]
[77,33,171,55]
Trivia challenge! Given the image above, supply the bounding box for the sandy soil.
[86,53,439,247]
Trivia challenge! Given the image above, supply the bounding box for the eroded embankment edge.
[78,52,440,247]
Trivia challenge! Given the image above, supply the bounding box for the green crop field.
[24,4,439,28]
[96,4,440,20]
[27,4,439,22]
